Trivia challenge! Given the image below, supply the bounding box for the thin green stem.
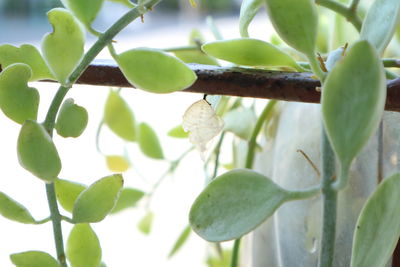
[34,216,52,225]
[349,0,361,13]
[383,58,400,68]
[230,239,241,267]
[318,129,337,267]
[95,119,105,154]
[212,131,226,179]
[316,0,362,31]
[107,43,119,60]
[46,183,67,267]
[61,215,75,224]
[206,16,223,40]
[289,186,321,200]
[306,53,327,82]
[245,100,278,169]
[41,2,161,266]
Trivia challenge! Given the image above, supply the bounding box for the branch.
[65,61,400,112]
[316,0,362,31]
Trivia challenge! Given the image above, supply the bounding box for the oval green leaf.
[61,0,104,28]
[138,211,154,235]
[0,63,39,124]
[360,0,400,54]
[168,225,192,258]
[105,155,130,172]
[138,122,164,159]
[168,125,189,139]
[55,98,88,138]
[111,188,145,214]
[264,0,318,55]
[41,8,85,85]
[0,192,36,224]
[189,169,291,242]
[72,174,123,223]
[223,107,256,140]
[173,50,219,66]
[107,0,135,8]
[322,40,386,189]
[104,90,136,142]
[350,173,400,267]
[10,251,59,267]
[54,179,86,213]
[239,0,264,37]
[67,224,101,267]
[17,120,62,182]
[202,38,301,70]
[116,48,197,93]
[0,44,53,81]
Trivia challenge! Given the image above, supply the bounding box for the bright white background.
[0,2,270,266]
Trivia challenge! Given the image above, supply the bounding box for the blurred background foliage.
[0,0,239,17]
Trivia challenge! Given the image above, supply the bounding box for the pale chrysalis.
[182,99,224,160]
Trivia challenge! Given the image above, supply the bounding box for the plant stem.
[318,129,337,267]
[289,186,321,200]
[316,0,362,31]
[41,2,161,266]
[46,183,67,267]
[306,53,326,82]
[212,131,226,179]
[349,0,361,13]
[245,100,277,169]
[230,239,241,267]
[34,216,52,225]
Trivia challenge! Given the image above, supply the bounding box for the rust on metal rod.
[75,60,400,112]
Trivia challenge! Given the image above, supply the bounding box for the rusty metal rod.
[68,60,400,112]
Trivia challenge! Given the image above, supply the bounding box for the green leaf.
[223,107,256,140]
[60,0,105,28]
[202,38,302,71]
[73,174,123,223]
[350,173,400,267]
[111,188,145,214]
[138,122,164,159]
[56,98,88,138]
[189,169,291,242]
[117,48,197,93]
[107,0,135,8]
[0,192,36,224]
[17,121,62,182]
[10,251,59,267]
[168,225,192,258]
[105,155,130,172]
[239,0,264,37]
[264,0,318,55]
[322,41,386,189]
[360,0,400,54]
[104,90,136,142]
[67,224,101,267]
[54,179,86,213]
[41,8,85,85]
[138,211,154,235]
[168,125,189,138]
[0,44,53,81]
[174,50,219,66]
[0,63,39,124]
